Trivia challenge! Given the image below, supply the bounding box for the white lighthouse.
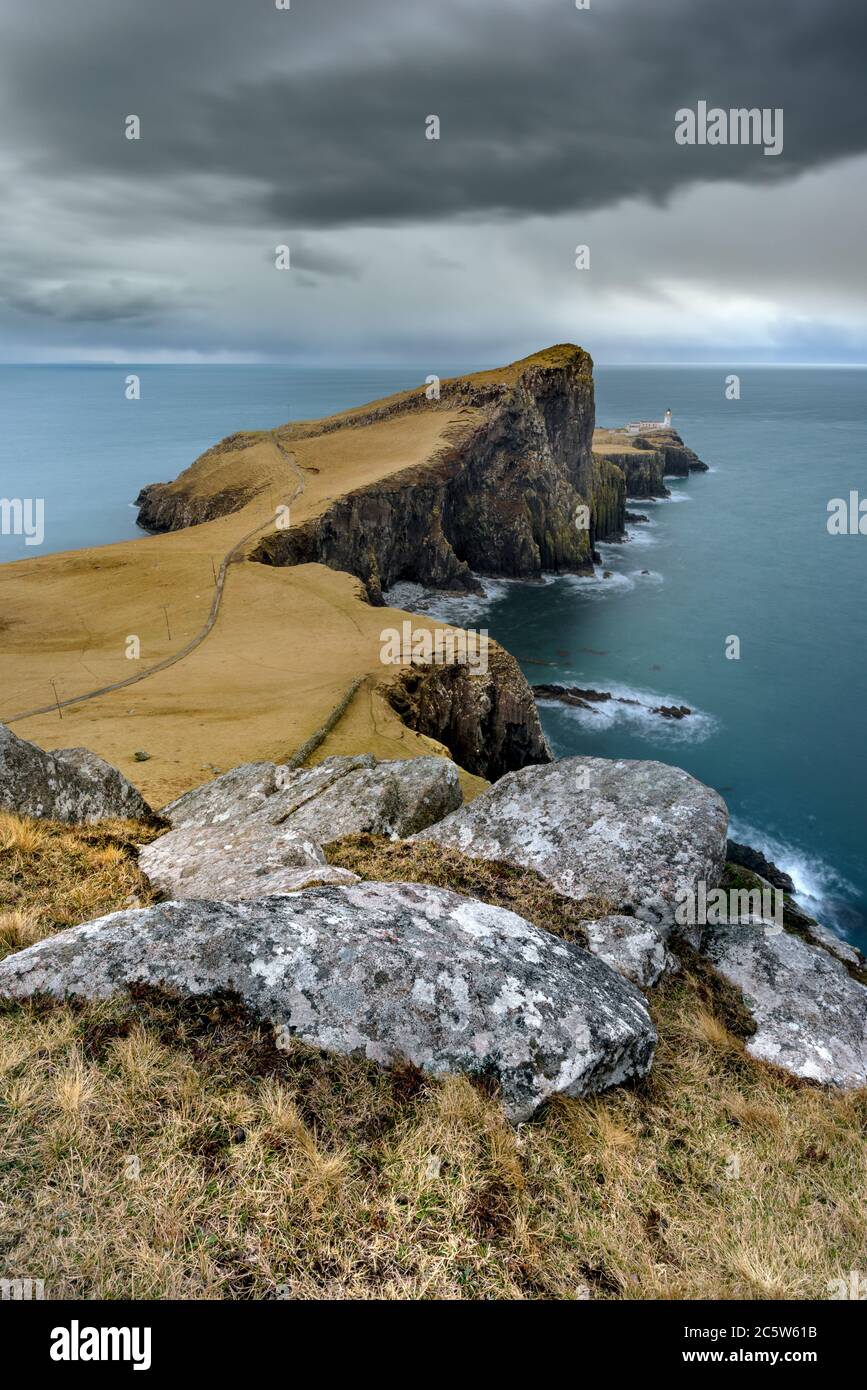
[627,408,674,434]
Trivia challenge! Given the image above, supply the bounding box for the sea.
[1,363,865,948]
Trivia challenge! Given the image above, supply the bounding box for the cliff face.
[136,481,257,531]
[592,427,707,501]
[596,448,669,500]
[254,347,624,601]
[384,641,552,781]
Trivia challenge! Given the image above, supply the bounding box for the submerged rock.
[416,755,728,939]
[142,754,461,899]
[533,686,691,721]
[0,882,657,1122]
[0,725,154,825]
[701,922,867,1088]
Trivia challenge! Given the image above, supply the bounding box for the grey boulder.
[0,881,657,1122]
[0,724,154,825]
[416,756,728,940]
[584,914,676,989]
[139,822,358,899]
[143,753,462,901]
[162,753,462,838]
[701,922,867,1088]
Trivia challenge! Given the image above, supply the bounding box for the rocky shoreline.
[4,342,863,1127]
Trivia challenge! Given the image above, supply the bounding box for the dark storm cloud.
[1,0,865,231]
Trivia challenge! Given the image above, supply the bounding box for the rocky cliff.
[128,347,710,783]
[252,347,621,601]
[593,426,708,501]
[383,640,552,780]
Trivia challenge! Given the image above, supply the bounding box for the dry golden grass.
[0,818,865,1300]
[0,811,161,952]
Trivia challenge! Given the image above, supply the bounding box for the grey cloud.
[0,0,865,359]
[279,242,363,280]
[1,277,186,324]
[1,0,866,229]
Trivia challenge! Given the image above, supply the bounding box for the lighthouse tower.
[663,409,673,428]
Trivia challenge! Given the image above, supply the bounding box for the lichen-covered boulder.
[701,923,867,1088]
[139,822,358,899]
[0,725,154,825]
[584,914,675,989]
[145,754,462,900]
[0,881,657,1122]
[416,756,728,938]
[162,753,462,838]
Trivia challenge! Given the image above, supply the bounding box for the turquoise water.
[0,365,434,560]
[1,364,865,946]
[421,368,867,948]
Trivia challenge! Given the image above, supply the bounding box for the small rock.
[133,751,151,763]
[584,914,676,988]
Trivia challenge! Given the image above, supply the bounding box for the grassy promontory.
[0,345,595,808]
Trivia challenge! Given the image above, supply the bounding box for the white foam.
[383,575,512,624]
[622,524,658,548]
[562,568,636,598]
[728,818,858,932]
[537,678,717,745]
[627,492,692,505]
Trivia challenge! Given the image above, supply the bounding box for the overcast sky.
[2,0,866,364]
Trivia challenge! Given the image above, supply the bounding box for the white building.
[626,409,672,434]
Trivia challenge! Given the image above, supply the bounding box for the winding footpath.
[4,433,306,725]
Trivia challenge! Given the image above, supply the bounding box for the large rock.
[0,882,657,1122]
[143,754,462,900]
[162,753,461,837]
[416,756,728,939]
[701,923,867,1088]
[0,725,154,825]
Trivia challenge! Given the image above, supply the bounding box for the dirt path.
[5,433,305,725]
